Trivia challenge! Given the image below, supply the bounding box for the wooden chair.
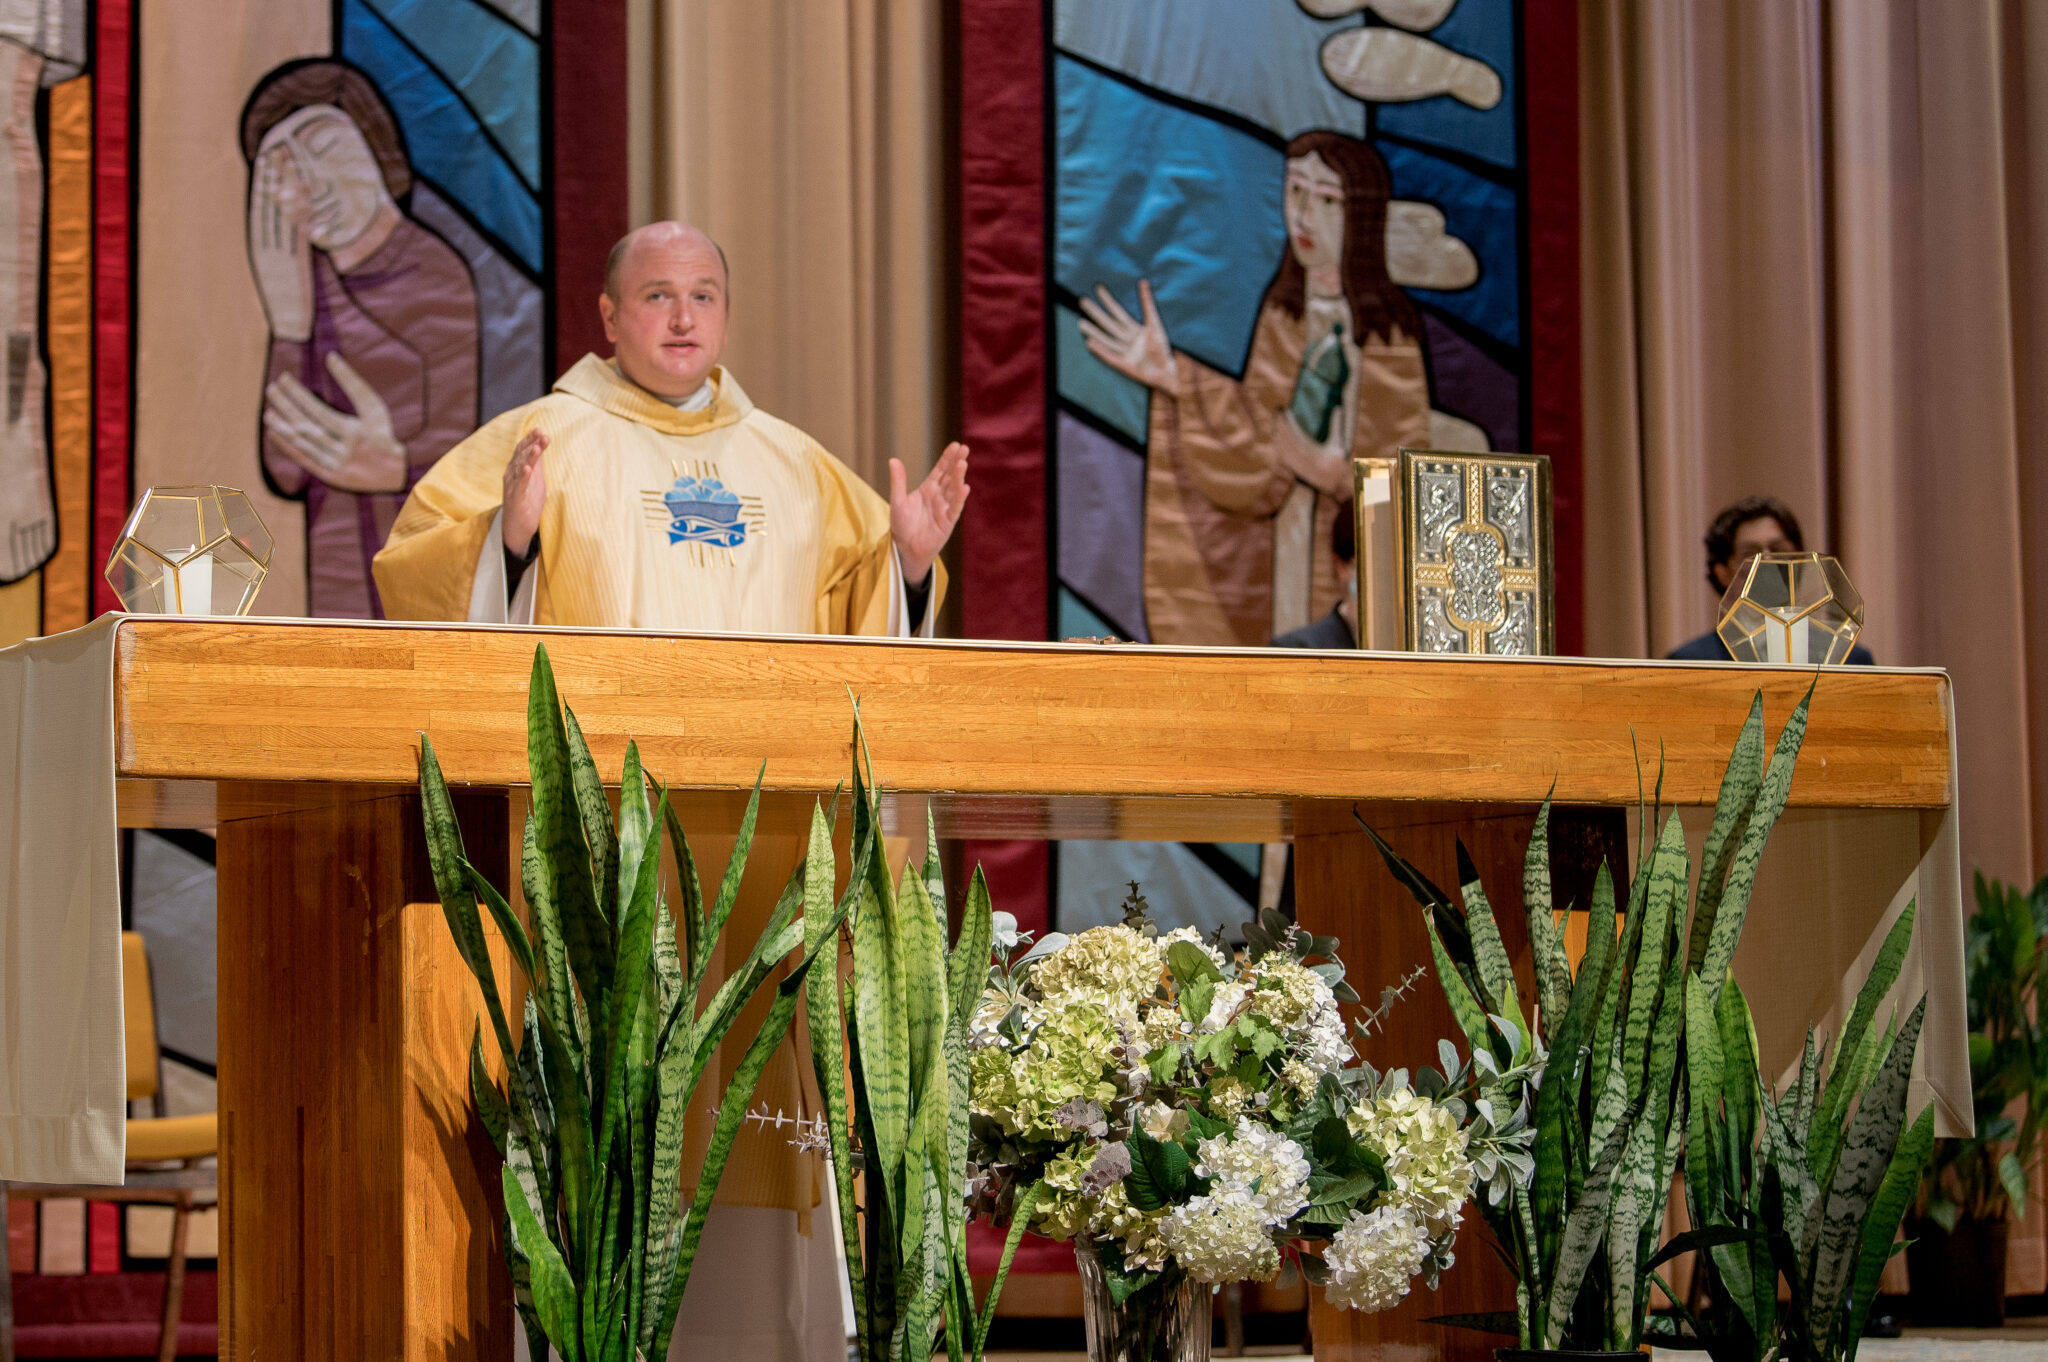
[2,931,218,1362]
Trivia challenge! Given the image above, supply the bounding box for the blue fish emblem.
[662,476,747,548]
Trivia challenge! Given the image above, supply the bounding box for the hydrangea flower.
[1159,1187,1282,1283]
[969,999,1123,1140]
[1322,1203,1432,1312]
[1029,924,1164,1006]
[1193,1118,1311,1226]
[1348,1085,1477,1233]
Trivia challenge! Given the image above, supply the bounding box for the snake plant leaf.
[1698,683,1813,1001]
[535,1002,596,1277]
[522,809,582,1062]
[463,862,537,991]
[686,856,807,1078]
[853,847,912,1206]
[923,803,946,912]
[974,1182,1043,1358]
[638,1013,691,1352]
[470,1024,509,1154]
[604,816,666,1169]
[663,798,708,1003]
[1542,1116,1634,1349]
[1810,997,1926,1348]
[418,736,517,1059]
[702,766,765,977]
[1622,814,1688,1110]
[1792,1028,1820,1148]
[664,964,822,1342]
[1683,973,1724,1218]
[1423,907,1498,1060]
[1812,901,1919,1177]
[1457,840,1522,1021]
[528,647,613,1011]
[1686,693,1766,975]
[1531,864,1621,1271]
[563,707,621,922]
[1646,1225,1770,1271]
[1845,1103,1935,1359]
[1604,1112,1661,1346]
[899,863,950,1118]
[503,1161,583,1362]
[1522,795,1575,1043]
[802,806,872,1362]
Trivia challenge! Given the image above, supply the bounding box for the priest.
[371,219,968,634]
[373,222,970,1361]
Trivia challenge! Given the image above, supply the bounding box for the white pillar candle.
[173,555,212,615]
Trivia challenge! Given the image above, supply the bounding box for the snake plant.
[1667,902,1933,1362]
[1363,686,1826,1352]
[417,643,850,1362]
[803,711,1009,1362]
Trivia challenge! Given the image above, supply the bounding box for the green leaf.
[1686,693,1766,975]
[665,962,829,1345]
[1125,1130,1191,1211]
[526,645,612,1016]
[702,766,764,976]
[418,736,515,1060]
[562,706,620,936]
[974,1182,1043,1358]
[1457,839,1522,1020]
[1542,1116,1633,1348]
[463,862,537,990]
[1424,1311,1523,1336]
[1166,939,1225,989]
[1522,796,1575,1044]
[1422,908,1496,1058]
[2001,1151,2031,1216]
[1810,997,1927,1347]
[503,1161,583,1362]
[1698,683,1813,999]
[1646,1224,1769,1271]
[1845,1105,1935,1359]
[1813,902,1920,1177]
[470,1023,508,1155]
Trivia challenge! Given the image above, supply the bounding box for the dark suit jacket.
[1667,630,1875,666]
[1272,606,1356,650]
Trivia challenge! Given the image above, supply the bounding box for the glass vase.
[1074,1240,1211,1362]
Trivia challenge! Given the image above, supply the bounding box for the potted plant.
[416,645,851,1361]
[961,886,1471,1362]
[1364,687,1895,1360]
[1666,903,1935,1362]
[1906,870,2048,1327]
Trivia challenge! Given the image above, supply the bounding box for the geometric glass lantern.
[1715,551,1864,665]
[103,485,273,616]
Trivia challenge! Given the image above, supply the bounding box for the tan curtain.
[624,0,946,496]
[1582,0,2048,1292]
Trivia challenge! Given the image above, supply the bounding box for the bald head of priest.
[371,220,969,636]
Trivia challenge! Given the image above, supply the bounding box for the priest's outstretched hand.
[889,441,970,588]
[501,429,550,555]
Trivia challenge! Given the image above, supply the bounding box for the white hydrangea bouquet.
[966,891,1478,1359]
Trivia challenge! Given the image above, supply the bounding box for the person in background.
[1666,494,1875,663]
[1272,497,1356,649]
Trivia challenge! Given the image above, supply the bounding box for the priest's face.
[601,229,728,400]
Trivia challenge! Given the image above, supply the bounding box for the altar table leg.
[1295,799,1620,1362]
[217,789,512,1361]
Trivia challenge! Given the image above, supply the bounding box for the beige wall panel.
[134,1,331,618]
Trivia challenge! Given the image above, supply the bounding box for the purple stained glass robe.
[262,216,479,618]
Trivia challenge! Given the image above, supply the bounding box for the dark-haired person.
[1666,495,1875,664]
[1272,498,1358,649]
[1078,130,1429,647]
[242,60,480,618]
